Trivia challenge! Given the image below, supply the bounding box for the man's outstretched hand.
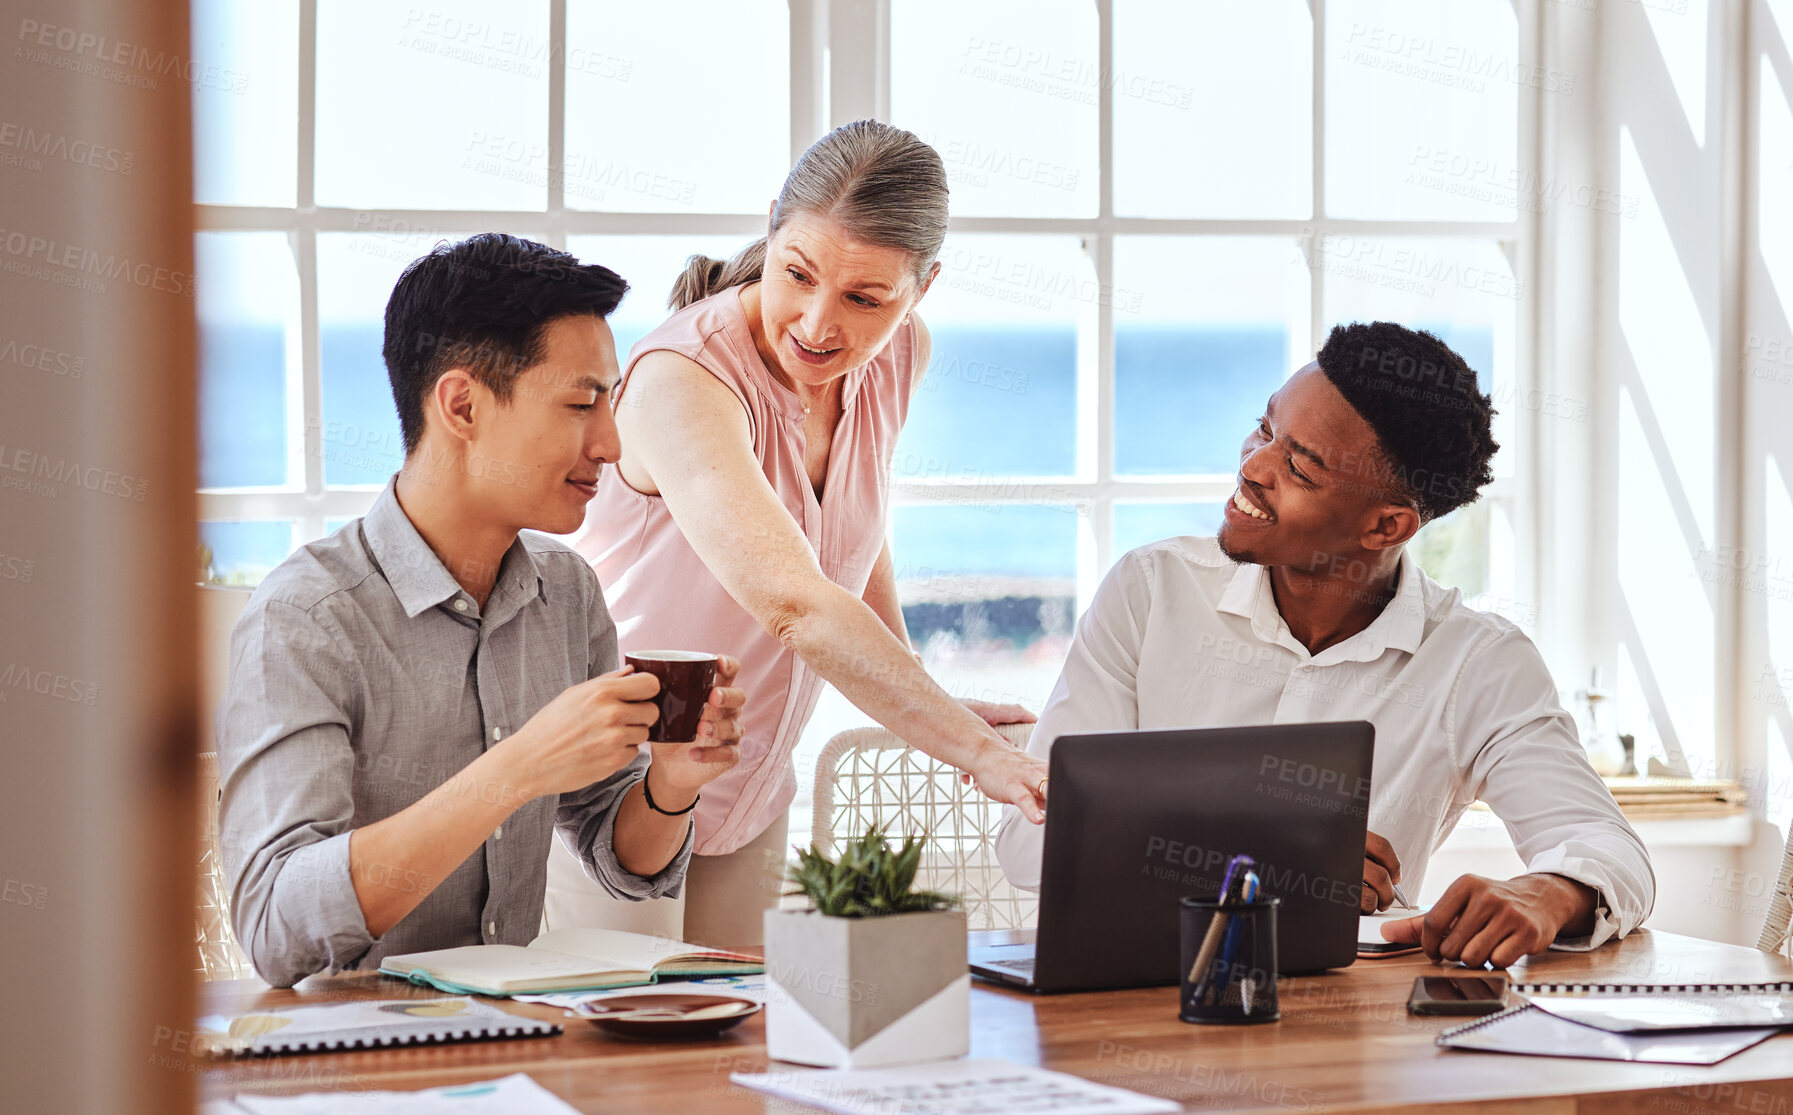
[1380,873,1598,968]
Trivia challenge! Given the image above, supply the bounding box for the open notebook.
[1437,1004,1780,1065]
[379,929,763,997]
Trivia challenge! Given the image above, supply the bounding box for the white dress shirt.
[994,536,1654,950]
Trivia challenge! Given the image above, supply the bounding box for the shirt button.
[493,825,503,839]
[453,599,468,612]
[492,727,503,741]
[487,920,497,937]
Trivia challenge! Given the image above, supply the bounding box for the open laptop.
[970,721,1375,992]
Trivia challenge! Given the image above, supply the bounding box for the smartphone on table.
[1406,974,1509,1016]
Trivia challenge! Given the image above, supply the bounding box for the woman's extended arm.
[862,538,911,646]
[613,349,1046,822]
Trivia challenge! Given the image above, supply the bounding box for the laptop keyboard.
[986,957,1036,976]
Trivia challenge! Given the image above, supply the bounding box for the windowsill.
[1443,806,1753,851]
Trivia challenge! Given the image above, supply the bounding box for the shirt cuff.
[1528,853,1625,952]
[993,803,1043,893]
[1549,903,1619,952]
[577,771,694,900]
[258,830,377,985]
[1523,843,1641,948]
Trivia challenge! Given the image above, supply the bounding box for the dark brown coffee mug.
[624,650,719,743]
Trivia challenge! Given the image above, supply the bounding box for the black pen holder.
[1179,895,1280,1024]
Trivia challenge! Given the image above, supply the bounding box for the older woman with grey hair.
[546,120,1046,946]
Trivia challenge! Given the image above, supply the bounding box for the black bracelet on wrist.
[641,774,699,816]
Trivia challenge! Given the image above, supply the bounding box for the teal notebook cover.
[384,963,766,999]
[375,931,764,999]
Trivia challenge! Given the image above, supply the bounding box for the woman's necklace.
[797,379,835,418]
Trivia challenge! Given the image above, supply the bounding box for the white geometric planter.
[763,908,969,1069]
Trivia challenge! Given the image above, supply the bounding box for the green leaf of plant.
[782,825,961,917]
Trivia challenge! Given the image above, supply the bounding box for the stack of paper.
[1601,777,1746,818]
[731,1058,1180,1115]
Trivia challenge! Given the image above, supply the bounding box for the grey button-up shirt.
[217,480,691,988]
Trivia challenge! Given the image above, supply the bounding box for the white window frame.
[195,0,817,540]
[861,0,1540,619]
[197,0,1541,638]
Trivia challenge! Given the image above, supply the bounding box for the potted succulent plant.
[763,826,968,1068]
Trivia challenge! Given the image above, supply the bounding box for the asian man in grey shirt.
[217,234,747,988]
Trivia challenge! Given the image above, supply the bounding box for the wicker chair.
[196,584,253,979]
[1756,830,1793,957]
[811,722,1039,931]
[197,749,251,978]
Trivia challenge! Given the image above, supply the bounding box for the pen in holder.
[1180,859,1279,1024]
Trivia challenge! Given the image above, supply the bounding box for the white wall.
[1734,0,1793,943]
[1529,0,1793,946]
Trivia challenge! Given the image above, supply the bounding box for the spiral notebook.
[196,997,560,1057]
[1437,1005,1781,1065]
[1512,979,1793,1033]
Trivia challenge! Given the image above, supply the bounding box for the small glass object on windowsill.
[1576,667,1629,777]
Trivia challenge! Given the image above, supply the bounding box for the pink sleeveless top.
[568,286,918,856]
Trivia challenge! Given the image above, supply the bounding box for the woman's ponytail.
[667,238,769,311]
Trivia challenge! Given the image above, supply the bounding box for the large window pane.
[1112,502,1224,559]
[565,3,788,213]
[897,236,1087,479]
[892,502,1077,710]
[191,0,298,206]
[317,230,460,486]
[790,500,1076,858]
[1325,0,1519,220]
[1411,501,1489,598]
[1115,237,1308,476]
[1317,236,1515,478]
[1114,0,1311,218]
[891,0,1098,218]
[200,521,296,586]
[197,232,298,489]
[568,235,757,361]
[316,1,549,210]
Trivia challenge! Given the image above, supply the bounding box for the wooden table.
[186,929,1793,1113]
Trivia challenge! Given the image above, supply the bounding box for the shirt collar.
[362,479,548,620]
[1216,552,1426,662]
[487,535,548,621]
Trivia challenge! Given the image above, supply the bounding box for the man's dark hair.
[1315,321,1498,522]
[383,233,628,454]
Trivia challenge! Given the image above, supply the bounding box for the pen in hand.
[1391,882,1418,910]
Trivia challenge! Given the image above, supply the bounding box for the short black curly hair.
[1315,321,1498,522]
[384,233,629,455]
